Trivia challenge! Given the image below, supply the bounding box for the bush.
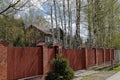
[13,36,24,47]
[45,54,74,80]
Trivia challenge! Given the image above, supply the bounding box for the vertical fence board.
[7,47,43,80]
[105,49,110,62]
[97,49,104,64]
[62,49,85,71]
[87,49,96,67]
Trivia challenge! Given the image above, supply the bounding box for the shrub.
[13,36,24,47]
[45,54,74,80]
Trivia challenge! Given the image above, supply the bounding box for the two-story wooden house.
[26,25,63,46]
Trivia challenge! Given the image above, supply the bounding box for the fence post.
[81,47,88,69]
[110,49,115,70]
[93,48,98,66]
[36,42,48,74]
[110,49,112,61]
[112,49,115,60]
[103,49,105,65]
[95,48,98,66]
[0,45,7,80]
[53,43,62,58]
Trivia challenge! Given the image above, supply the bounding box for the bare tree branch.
[12,0,29,11]
[0,0,28,15]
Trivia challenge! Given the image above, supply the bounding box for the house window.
[45,36,50,42]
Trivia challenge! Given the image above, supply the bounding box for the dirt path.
[80,71,116,80]
[106,71,120,80]
[28,70,116,80]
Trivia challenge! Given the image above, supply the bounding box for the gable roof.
[27,25,64,37]
[28,25,52,35]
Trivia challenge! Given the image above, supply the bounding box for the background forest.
[0,0,120,49]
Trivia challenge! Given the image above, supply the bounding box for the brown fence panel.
[7,47,43,80]
[97,49,104,64]
[47,48,55,72]
[87,49,96,67]
[105,49,110,62]
[62,49,85,71]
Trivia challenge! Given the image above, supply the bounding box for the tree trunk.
[63,0,67,48]
[75,0,81,49]
[53,0,60,43]
[50,4,55,43]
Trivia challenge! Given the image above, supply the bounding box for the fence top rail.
[7,47,41,49]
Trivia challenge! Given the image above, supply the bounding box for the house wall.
[26,27,42,46]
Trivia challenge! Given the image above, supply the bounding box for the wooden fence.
[0,44,114,80]
[7,47,43,80]
[115,50,120,62]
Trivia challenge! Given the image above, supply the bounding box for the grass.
[80,71,116,80]
[111,66,120,72]
[81,75,94,80]
[80,63,120,80]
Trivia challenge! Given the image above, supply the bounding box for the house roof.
[29,25,52,35]
[28,25,64,37]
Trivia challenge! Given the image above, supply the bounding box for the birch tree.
[75,0,81,49]
[63,0,67,48]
